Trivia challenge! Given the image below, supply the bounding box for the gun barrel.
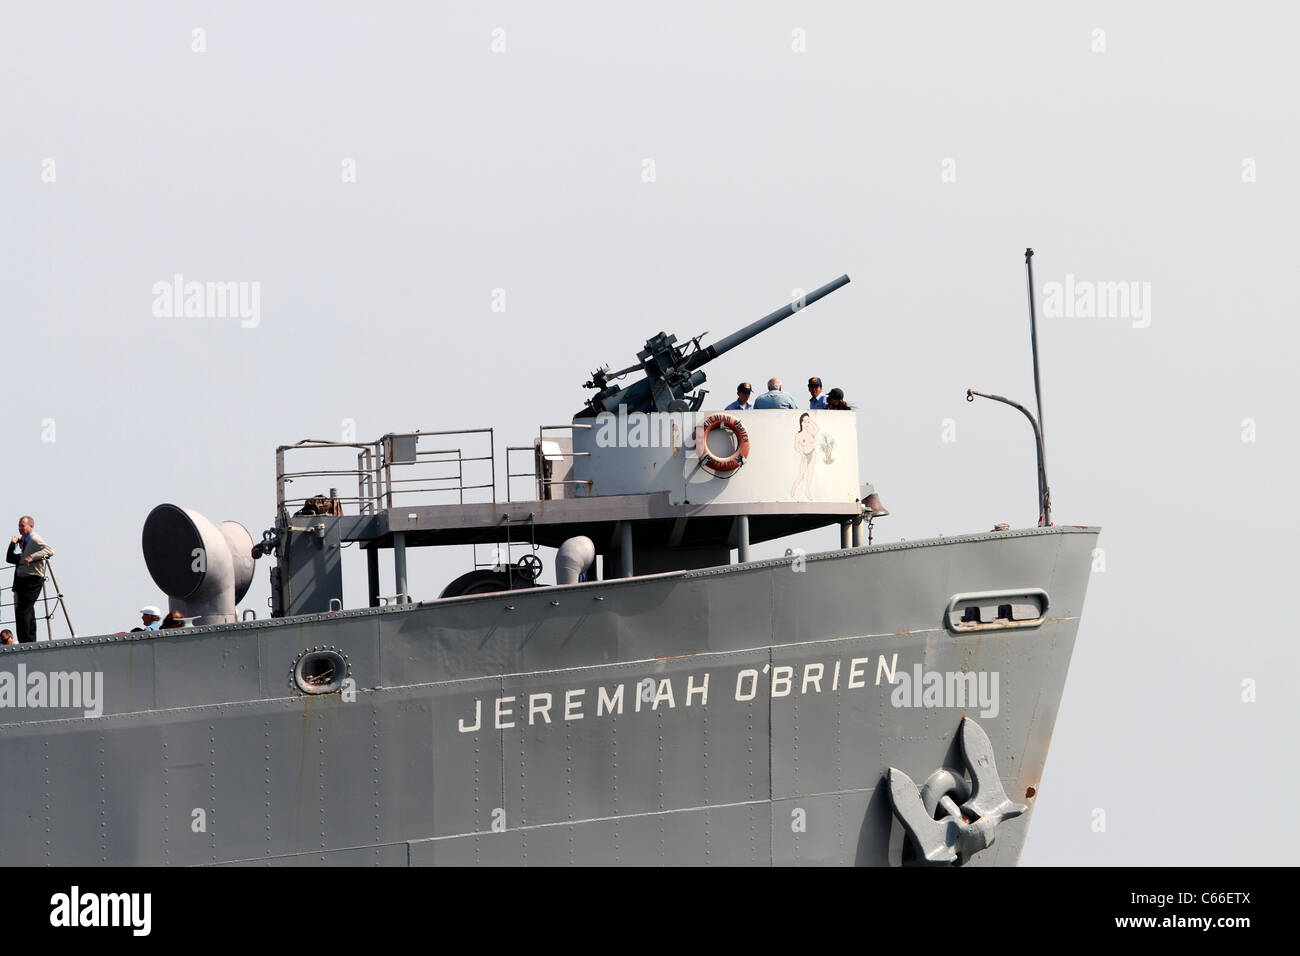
[685,274,850,371]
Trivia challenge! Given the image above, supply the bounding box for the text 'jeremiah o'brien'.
[455,654,1000,732]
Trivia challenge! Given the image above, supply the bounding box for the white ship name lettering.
[455,654,900,734]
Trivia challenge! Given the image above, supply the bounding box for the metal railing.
[276,422,604,516]
[507,424,594,501]
[505,445,539,503]
[276,429,498,516]
[0,560,76,641]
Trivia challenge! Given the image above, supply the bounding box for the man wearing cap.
[808,377,828,409]
[132,606,163,632]
[7,516,53,643]
[725,383,755,411]
[753,377,799,409]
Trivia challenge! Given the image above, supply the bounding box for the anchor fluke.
[885,718,1028,865]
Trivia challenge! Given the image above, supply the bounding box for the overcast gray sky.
[3,1,1295,865]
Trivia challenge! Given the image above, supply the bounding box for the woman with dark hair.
[160,610,186,630]
[826,387,852,410]
[791,413,819,499]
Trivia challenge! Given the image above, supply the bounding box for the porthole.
[292,648,348,694]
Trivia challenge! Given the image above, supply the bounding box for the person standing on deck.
[807,377,828,409]
[725,383,755,410]
[7,516,53,644]
[753,378,798,409]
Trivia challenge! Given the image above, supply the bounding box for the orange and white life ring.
[695,414,751,473]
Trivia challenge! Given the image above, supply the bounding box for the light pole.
[967,249,1053,527]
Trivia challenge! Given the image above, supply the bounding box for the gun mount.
[578,274,851,416]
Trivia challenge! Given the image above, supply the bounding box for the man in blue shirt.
[135,605,163,632]
[753,378,798,409]
[808,377,828,409]
[725,383,754,410]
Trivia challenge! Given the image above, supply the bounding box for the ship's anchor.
[886,717,1027,865]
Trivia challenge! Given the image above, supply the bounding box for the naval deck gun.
[579,274,851,416]
[232,272,879,618]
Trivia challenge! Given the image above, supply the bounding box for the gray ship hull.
[0,525,1096,866]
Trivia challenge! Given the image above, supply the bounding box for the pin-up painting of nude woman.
[791,413,820,499]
